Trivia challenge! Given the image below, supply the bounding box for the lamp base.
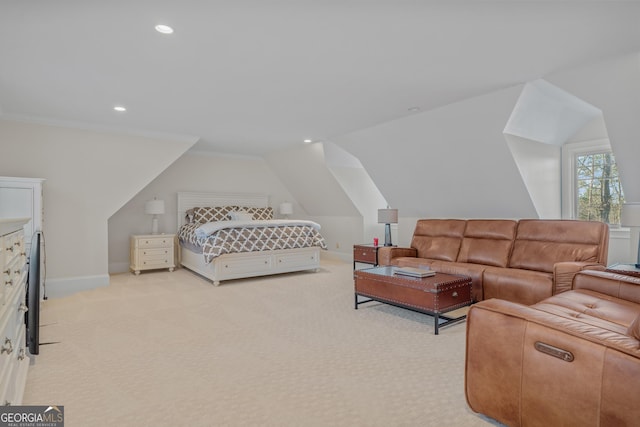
[384,223,392,246]
[151,216,159,235]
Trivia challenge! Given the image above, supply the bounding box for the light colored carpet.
[24,259,500,427]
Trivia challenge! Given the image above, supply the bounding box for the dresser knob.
[19,303,28,313]
[1,338,13,355]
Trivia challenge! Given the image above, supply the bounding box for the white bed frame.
[177,191,321,285]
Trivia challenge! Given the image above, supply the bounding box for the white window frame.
[561,138,615,220]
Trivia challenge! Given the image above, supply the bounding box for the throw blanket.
[195,219,322,239]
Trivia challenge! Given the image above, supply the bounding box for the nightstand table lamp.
[378,208,398,247]
[279,202,293,219]
[145,198,165,235]
[621,202,640,268]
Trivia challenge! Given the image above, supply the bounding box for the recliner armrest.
[377,246,417,266]
[573,270,640,304]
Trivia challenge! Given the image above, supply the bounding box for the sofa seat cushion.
[483,267,552,305]
[533,289,639,334]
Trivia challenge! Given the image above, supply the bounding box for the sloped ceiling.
[1,1,640,155]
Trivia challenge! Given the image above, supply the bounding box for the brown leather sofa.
[377,219,609,305]
[465,270,640,426]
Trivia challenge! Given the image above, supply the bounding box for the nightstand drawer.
[140,248,171,258]
[137,237,173,248]
[353,246,377,264]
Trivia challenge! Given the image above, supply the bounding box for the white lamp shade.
[144,199,165,215]
[279,202,293,215]
[378,208,398,224]
[621,203,640,227]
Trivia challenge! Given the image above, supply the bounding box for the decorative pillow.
[191,206,234,223]
[228,211,254,221]
[628,313,640,340]
[244,206,274,221]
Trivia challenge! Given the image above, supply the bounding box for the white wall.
[263,143,362,256]
[0,119,195,296]
[332,85,538,219]
[505,135,561,219]
[108,151,312,272]
[547,52,640,202]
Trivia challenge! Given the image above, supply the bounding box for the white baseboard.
[45,274,110,299]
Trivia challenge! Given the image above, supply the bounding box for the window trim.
[561,138,614,220]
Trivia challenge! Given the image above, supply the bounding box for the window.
[562,139,624,224]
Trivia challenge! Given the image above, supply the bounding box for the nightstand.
[130,234,176,275]
[353,244,380,269]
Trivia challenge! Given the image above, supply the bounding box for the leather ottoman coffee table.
[354,266,472,334]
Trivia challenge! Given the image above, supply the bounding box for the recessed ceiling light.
[155,24,174,34]
[303,139,312,143]
[113,106,126,112]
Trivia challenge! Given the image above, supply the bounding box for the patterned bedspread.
[179,220,327,264]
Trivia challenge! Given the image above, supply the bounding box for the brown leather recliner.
[465,270,640,426]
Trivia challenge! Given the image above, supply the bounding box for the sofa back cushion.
[509,220,609,273]
[410,219,466,262]
[457,220,517,267]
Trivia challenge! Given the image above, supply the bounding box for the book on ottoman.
[394,266,436,278]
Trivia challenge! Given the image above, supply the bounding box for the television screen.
[26,231,41,355]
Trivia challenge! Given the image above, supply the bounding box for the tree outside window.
[575,152,624,224]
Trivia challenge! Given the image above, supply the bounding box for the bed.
[177,191,327,285]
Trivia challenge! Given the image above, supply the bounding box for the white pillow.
[228,211,254,221]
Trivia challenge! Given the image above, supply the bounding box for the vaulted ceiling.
[2,1,640,156]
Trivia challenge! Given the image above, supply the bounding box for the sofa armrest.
[377,246,417,266]
[553,262,605,294]
[573,270,640,304]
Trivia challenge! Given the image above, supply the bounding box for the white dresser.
[0,218,30,406]
[0,177,45,299]
[130,234,176,275]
